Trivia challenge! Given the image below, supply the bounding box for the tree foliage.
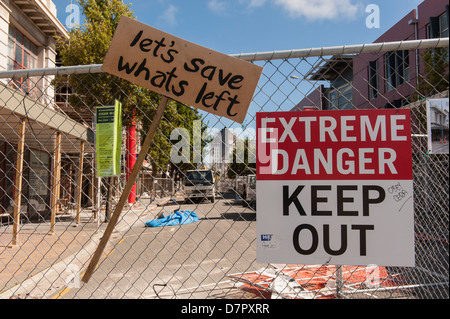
[227,137,256,179]
[411,47,449,135]
[56,0,157,126]
[415,47,449,99]
[56,0,207,176]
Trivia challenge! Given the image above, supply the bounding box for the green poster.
[96,100,122,177]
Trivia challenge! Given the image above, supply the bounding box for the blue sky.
[51,0,426,132]
[53,0,424,55]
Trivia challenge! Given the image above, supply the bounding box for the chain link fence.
[0,38,448,299]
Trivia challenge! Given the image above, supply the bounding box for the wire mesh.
[0,39,448,299]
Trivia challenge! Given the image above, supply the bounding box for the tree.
[56,0,208,212]
[411,47,449,137]
[415,47,449,100]
[56,0,158,125]
[227,137,256,179]
[147,101,213,181]
[142,99,209,176]
[56,0,206,167]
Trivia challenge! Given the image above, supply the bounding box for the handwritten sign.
[256,109,415,267]
[102,16,263,123]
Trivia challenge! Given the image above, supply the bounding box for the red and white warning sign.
[256,109,415,267]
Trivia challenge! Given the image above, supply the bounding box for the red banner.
[256,109,412,181]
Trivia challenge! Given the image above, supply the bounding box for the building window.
[28,150,50,209]
[7,25,39,99]
[440,12,449,37]
[427,12,449,38]
[368,60,379,100]
[385,98,410,109]
[385,50,410,92]
[55,85,73,104]
[427,12,449,64]
[328,83,353,110]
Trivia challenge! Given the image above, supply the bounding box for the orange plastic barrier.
[228,265,407,299]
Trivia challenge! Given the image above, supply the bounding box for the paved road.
[431,141,449,154]
[58,197,262,299]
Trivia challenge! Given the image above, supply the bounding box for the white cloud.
[237,0,267,9]
[274,0,362,20]
[248,0,267,7]
[209,0,361,20]
[207,0,227,13]
[159,4,179,26]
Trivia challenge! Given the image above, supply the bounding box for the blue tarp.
[145,210,200,227]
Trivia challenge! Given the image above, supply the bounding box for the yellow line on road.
[51,237,125,299]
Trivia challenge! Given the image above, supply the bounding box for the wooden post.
[11,118,26,246]
[92,153,99,222]
[75,140,85,225]
[50,131,61,234]
[89,155,97,220]
[82,96,169,283]
[89,155,94,208]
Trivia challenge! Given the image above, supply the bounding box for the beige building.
[0,0,67,64]
[0,0,93,223]
[0,0,68,96]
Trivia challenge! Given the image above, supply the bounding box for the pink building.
[293,0,449,111]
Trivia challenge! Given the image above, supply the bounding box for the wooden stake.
[75,140,85,225]
[50,131,62,234]
[11,118,26,246]
[82,96,169,283]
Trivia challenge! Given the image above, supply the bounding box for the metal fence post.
[336,265,344,298]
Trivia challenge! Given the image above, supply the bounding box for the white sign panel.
[256,110,415,267]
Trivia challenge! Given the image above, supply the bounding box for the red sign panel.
[256,109,412,181]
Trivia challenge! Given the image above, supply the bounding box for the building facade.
[0,0,67,100]
[210,127,236,176]
[293,0,449,111]
[0,0,93,220]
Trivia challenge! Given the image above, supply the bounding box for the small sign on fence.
[102,16,263,124]
[256,109,415,267]
[426,98,449,154]
[95,100,122,177]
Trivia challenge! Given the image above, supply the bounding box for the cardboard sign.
[102,16,263,124]
[96,100,122,177]
[256,109,415,267]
